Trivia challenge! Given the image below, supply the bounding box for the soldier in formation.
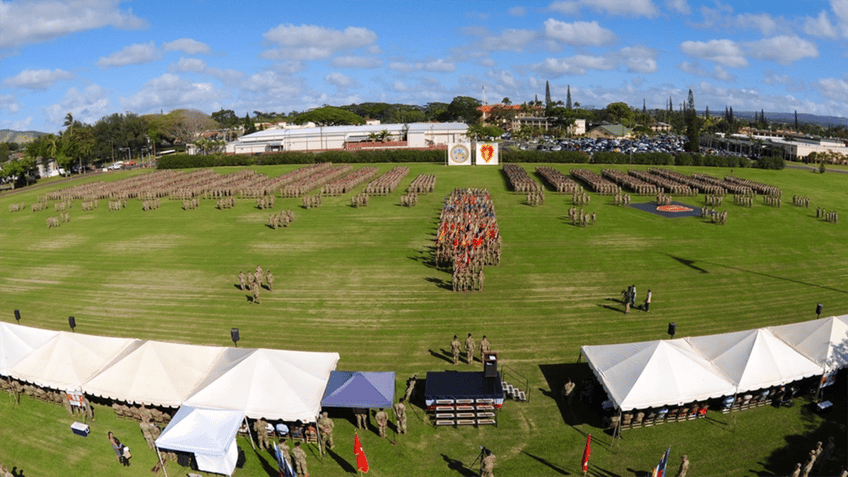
[793,195,811,208]
[451,335,461,365]
[318,411,335,450]
[266,270,274,291]
[407,174,436,194]
[734,194,754,207]
[819,209,838,223]
[239,271,247,291]
[526,190,545,206]
[302,193,322,209]
[399,192,418,207]
[182,198,199,210]
[763,195,782,207]
[704,194,724,206]
[613,191,631,206]
[354,408,369,430]
[709,210,728,225]
[351,192,370,207]
[393,399,407,435]
[572,190,590,206]
[256,194,276,210]
[252,279,261,304]
[480,335,490,360]
[374,408,389,438]
[656,192,672,206]
[216,196,236,209]
[465,333,476,365]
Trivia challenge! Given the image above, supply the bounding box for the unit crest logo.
[480,144,495,163]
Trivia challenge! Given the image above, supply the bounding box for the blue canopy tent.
[321,371,395,408]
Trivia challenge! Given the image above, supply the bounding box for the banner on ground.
[476,142,499,165]
[447,142,472,166]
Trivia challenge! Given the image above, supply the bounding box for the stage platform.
[424,371,504,408]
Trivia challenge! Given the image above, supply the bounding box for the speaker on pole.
[667,322,677,338]
[816,303,824,318]
[68,316,76,331]
[230,328,240,347]
[14,309,20,323]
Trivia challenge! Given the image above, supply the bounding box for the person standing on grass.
[465,333,476,365]
[675,454,689,477]
[108,432,122,464]
[644,289,652,312]
[451,335,461,365]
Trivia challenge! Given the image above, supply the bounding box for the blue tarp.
[321,371,395,409]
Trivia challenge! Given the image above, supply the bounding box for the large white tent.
[8,331,141,391]
[155,405,243,476]
[0,322,58,375]
[83,340,240,407]
[184,348,340,421]
[769,315,848,371]
[581,339,736,411]
[686,328,822,393]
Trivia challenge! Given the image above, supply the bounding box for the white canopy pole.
[155,446,169,477]
[244,417,256,450]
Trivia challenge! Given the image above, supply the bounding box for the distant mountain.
[723,112,848,128]
[0,130,46,145]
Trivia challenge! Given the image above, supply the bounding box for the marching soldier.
[480,335,490,361]
[239,271,247,291]
[252,280,261,304]
[266,270,274,292]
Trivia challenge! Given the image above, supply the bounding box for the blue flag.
[274,442,295,477]
[652,446,671,477]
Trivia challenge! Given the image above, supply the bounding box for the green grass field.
[1,163,846,477]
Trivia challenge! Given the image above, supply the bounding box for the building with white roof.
[225,122,469,154]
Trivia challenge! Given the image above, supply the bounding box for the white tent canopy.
[0,322,59,375]
[8,331,142,391]
[686,328,822,394]
[155,405,243,476]
[184,348,340,421]
[83,340,235,407]
[581,339,736,411]
[769,315,848,372]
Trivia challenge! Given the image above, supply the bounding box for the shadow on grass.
[522,450,570,475]
[425,276,452,290]
[626,467,652,477]
[326,448,356,473]
[538,362,593,426]
[440,453,479,477]
[591,465,622,477]
[662,253,709,273]
[598,302,627,314]
[429,348,455,365]
[253,448,278,476]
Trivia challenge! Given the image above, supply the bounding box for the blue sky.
[1,0,847,134]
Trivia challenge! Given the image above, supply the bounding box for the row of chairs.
[620,404,709,429]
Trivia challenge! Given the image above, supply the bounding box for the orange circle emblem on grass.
[657,205,693,212]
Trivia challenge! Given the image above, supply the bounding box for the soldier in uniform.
[394,399,407,435]
[140,419,154,449]
[480,335,490,361]
[266,270,274,292]
[404,374,417,403]
[676,455,689,477]
[252,280,261,304]
[481,448,496,477]
[562,379,576,406]
[239,271,246,291]
[292,441,308,477]
[465,333,476,365]
[317,411,335,450]
[354,408,369,429]
[375,408,388,438]
[451,335,461,365]
[254,417,270,451]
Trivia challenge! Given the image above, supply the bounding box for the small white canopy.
[582,339,736,411]
[770,315,848,372]
[686,328,822,394]
[0,322,59,375]
[155,405,243,476]
[185,348,340,421]
[8,331,141,391]
[83,340,233,407]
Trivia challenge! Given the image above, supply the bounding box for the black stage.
[424,371,504,408]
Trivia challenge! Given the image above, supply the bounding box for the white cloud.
[666,0,690,15]
[549,0,659,18]
[618,46,657,73]
[169,57,245,86]
[0,93,21,114]
[804,11,837,39]
[163,38,211,55]
[392,81,407,92]
[97,41,160,68]
[43,84,111,126]
[678,61,734,81]
[509,6,527,16]
[0,0,147,49]
[680,39,747,68]
[330,55,382,69]
[763,71,806,92]
[325,72,357,90]
[121,73,218,113]
[744,36,818,65]
[735,13,777,35]
[543,19,617,47]
[4,68,75,90]
[389,58,455,72]
[260,24,378,60]
[832,0,848,38]
[479,29,538,52]
[486,69,519,89]
[1,116,32,131]
[534,45,656,76]
[817,76,848,101]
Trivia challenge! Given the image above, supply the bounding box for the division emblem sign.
[448,143,471,166]
[475,142,499,165]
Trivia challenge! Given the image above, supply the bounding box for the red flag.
[581,434,592,473]
[354,432,369,473]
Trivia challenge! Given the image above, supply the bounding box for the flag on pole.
[651,446,671,477]
[581,434,591,473]
[354,432,369,473]
[273,442,295,477]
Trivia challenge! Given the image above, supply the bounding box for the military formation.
[238,266,273,303]
[108,199,127,211]
[704,194,724,206]
[613,191,632,206]
[302,193,323,209]
[602,168,660,196]
[655,192,672,206]
[570,168,618,194]
[324,166,378,196]
[819,208,839,223]
[7,202,25,212]
[216,196,236,209]
[568,207,595,227]
[763,195,782,207]
[256,193,276,209]
[351,192,370,207]
[789,437,837,477]
[399,192,418,207]
[535,166,581,193]
[46,213,69,228]
[407,174,436,194]
[792,195,811,208]
[363,166,409,195]
[269,209,295,229]
[526,190,545,206]
[502,164,542,192]
[734,194,754,207]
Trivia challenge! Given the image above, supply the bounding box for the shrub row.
[158,149,755,170]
